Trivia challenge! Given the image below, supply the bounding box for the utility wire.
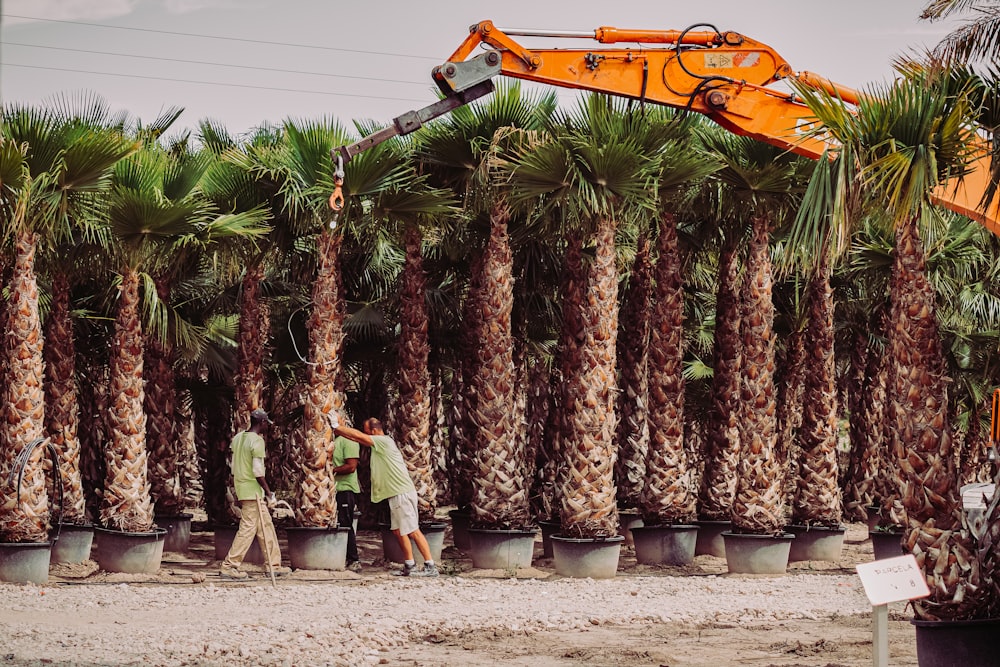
[3,13,440,61]
[5,63,431,102]
[3,41,428,86]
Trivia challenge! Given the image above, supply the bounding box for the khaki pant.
[223,498,281,569]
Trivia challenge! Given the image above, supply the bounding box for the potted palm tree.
[509,95,658,578]
[782,249,846,562]
[381,196,457,565]
[96,132,268,574]
[795,58,1000,664]
[632,127,721,567]
[416,82,556,570]
[0,101,136,583]
[695,132,806,575]
[246,118,355,570]
[696,227,744,558]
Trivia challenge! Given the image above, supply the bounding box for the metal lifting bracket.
[334,54,502,165]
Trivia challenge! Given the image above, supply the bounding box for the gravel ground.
[1,571,873,666]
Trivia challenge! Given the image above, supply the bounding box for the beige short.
[388,489,420,536]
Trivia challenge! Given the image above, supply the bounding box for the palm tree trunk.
[790,253,842,527]
[299,230,346,527]
[0,231,50,542]
[551,233,586,517]
[77,358,110,521]
[469,202,530,529]
[175,392,203,509]
[776,327,807,514]
[100,267,154,533]
[615,232,651,511]
[43,270,87,525]
[958,396,995,485]
[397,224,436,522]
[429,366,450,505]
[450,252,486,511]
[731,215,785,535]
[559,216,620,537]
[144,279,183,516]
[233,264,269,432]
[525,356,553,521]
[887,215,983,620]
[842,329,872,521]
[640,212,696,525]
[699,233,742,520]
[448,369,475,509]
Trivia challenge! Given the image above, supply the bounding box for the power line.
[3,41,429,87]
[2,13,440,61]
[5,63,431,103]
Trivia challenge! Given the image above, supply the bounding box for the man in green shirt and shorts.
[332,415,438,577]
[329,418,362,572]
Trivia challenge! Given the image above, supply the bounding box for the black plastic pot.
[911,617,1000,667]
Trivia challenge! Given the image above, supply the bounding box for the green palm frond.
[200,208,272,242]
[0,140,28,194]
[683,357,714,381]
[922,1,1000,65]
[198,119,239,155]
[508,139,575,209]
[108,186,201,242]
[161,147,210,201]
[3,104,65,174]
[655,141,722,195]
[60,126,136,193]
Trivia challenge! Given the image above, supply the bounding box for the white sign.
[855,554,930,606]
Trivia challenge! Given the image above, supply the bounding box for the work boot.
[410,563,439,578]
[270,565,292,577]
[347,560,363,573]
[391,563,413,577]
[219,566,247,580]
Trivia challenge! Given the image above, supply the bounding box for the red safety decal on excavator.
[704,52,761,68]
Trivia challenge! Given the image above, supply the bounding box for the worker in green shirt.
[220,409,291,579]
[329,416,362,572]
[332,415,438,577]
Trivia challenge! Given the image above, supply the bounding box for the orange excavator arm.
[336,20,1000,236]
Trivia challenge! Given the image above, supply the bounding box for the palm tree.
[141,141,217,518]
[100,141,268,532]
[796,67,990,619]
[199,121,284,522]
[787,250,843,528]
[639,136,720,527]
[696,130,806,536]
[0,102,135,542]
[511,94,657,538]
[417,81,556,530]
[395,207,461,522]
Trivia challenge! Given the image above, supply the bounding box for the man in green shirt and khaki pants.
[220,409,291,579]
[333,415,438,577]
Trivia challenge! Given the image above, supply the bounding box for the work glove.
[266,493,277,508]
[328,412,340,430]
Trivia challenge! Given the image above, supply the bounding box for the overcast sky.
[1,0,959,139]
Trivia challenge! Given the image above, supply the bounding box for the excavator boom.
[337,20,999,236]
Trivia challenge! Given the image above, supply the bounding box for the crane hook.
[328,153,345,222]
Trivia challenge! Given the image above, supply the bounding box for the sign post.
[855,554,930,667]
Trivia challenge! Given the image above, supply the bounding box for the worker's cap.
[250,408,274,425]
